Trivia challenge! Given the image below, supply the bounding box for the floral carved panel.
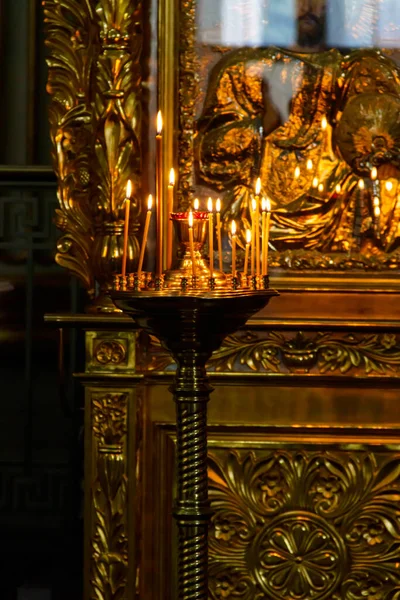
[208,446,400,600]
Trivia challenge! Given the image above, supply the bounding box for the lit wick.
[321,116,328,131]
[137,194,153,280]
[243,229,251,278]
[167,168,175,269]
[194,198,199,210]
[294,166,300,179]
[231,220,237,278]
[371,166,378,181]
[188,210,196,278]
[156,111,163,277]
[122,180,132,279]
[306,159,313,171]
[216,198,223,272]
[207,197,214,279]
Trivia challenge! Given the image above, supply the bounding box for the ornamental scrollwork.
[208,330,400,376]
[44,0,142,304]
[208,449,400,600]
[91,392,128,600]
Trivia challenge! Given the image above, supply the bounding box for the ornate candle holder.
[112,288,278,600]
[163,212,226,289]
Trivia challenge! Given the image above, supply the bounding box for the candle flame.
[373,196,380,207]
[266,197,271,212]
[318,183,324,192]
[207,197,213,212]
[231,220,236,235]
[371,166,378,180]
[246,229,252,244]
[358,179,365,190]
[374,205,381,217]
[385,180,393,191]
[335,183,341,194]
[306,159,313,171]
[312,177,319,188]
[321,116,328,131]
[216,198,221,212]
[156,110,163,134]
[169,168,175,186]
[255,177,261,196]
[294,166,300,179]
[147,194,153,210]
[188,210,193,227]
[252,198,257,212]
[126,180,132,198]
[261,197,266,211]
[194,198,199,210]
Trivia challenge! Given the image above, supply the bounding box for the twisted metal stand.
[112,289,277,600]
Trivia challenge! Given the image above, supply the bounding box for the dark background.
[0,1,85,597]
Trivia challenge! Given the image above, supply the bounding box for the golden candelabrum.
[112,174,278,599]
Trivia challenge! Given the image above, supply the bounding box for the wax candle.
[243,229,251,278]
[255,178,261,278]
[122,180,132,278]
[188,210,196,277]
[156,111,163,278]
[231,220,236,278]
[261,198,267,276]
[137,194,153,278]
[264,197,271,276]
[167,168,175,269]
[207,197,214,278]
[251,198,256,277]
[216,198,223,272]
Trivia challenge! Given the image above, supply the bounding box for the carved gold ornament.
[44,0,142,306]
[95,340,126,365]
[209,449,400,600]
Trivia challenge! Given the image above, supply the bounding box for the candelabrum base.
[112,288,278,600]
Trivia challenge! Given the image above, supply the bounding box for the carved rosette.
[91,393,128,600]
[208,449,400,600]
[44,0,142,303]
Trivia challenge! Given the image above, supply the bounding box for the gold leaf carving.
[95,341,126,366]
[208,448,400,600]
[44,0,142,300]
[209,330,400,376]
[91,393,128,599]
[139,329,400,377]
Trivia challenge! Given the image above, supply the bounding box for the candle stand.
[112,288,278,600]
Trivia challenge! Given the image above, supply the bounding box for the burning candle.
[188,210,196,277]
[251,197,256,277]
[243,229,251,278]
[371,166,378,181]
[216,198,223,271]
[306,158,313,171]
[207,197,214,278]
[264,197,271,276]
[122,180,132,278]
[137,194,153,279]
[167,168,175,269]
[156,111,163,278]
[294,166,300,179]
[321,116,328,131]
[231,220,237,278]
[255,178,261,278]
[194,198,199,210]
